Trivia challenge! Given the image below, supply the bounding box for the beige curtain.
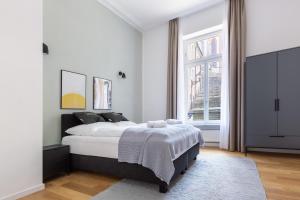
[228,0,246,152]
[167,18,179,119]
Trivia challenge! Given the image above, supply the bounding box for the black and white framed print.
[61,70,86,109]
[93,77,112,110]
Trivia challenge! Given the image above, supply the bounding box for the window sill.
[185,121,220,130]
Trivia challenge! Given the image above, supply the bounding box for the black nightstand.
[43,144,70,182]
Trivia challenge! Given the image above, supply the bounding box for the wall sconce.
[118,71,126,79]
[43,43,49,54]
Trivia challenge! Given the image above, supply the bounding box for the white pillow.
[65,122,116,136]
[89,126,128,137]
[65,122,135,137]
[114,121,137,127]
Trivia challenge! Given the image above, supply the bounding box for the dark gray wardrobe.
[245,47,300,150]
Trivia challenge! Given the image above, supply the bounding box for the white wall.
[201,130,220,146]
[43,0,143,145]
[245,0,300,56]
[142,24,169,121]
[181,3,225,35]
[0,0,43,199]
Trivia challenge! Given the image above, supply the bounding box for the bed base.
[61,114,200,193]
[70,143,199,193]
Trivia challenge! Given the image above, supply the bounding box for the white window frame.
[183,26,222,125]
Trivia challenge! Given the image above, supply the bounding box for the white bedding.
[62,136,120,158]
[65,121,137,137]
[62,121,201,160]
[62,121,138,158]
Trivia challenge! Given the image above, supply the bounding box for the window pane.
[193,35,221,59]
[208,61,222,120]
[184,30,222,122]
[187,64,205,121]
[206,36,221,57]
[195,41,204,59]
[187,42,196,61]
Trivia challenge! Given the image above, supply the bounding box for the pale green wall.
[43,0,143,145]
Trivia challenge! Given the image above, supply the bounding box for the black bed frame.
[61,114,200,193]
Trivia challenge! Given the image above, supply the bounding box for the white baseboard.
[0,183,45,200]
[203,142,219,147]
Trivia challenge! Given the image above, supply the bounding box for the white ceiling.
[97,0,223,32]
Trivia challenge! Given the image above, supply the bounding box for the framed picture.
[93,77,112,110]
[61,70,86,109]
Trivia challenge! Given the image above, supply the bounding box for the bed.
[61,114,202,193]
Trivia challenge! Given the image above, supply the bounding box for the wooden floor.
[21,148,300,200]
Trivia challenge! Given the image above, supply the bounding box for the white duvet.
[65,121,138,137]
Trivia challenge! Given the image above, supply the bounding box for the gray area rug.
[92,154,267,200]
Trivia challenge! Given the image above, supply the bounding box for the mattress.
[62,136,120,159]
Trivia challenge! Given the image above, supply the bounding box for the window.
[183,28,222,124]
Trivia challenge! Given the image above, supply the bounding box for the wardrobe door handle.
[277,99,280,111]
[274,99,280,111]
[274,99,278,111]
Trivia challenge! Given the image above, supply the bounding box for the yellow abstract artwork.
[61,70,86,109]
[62,93,86,109]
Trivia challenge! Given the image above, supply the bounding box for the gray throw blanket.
[118,124,204,184]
